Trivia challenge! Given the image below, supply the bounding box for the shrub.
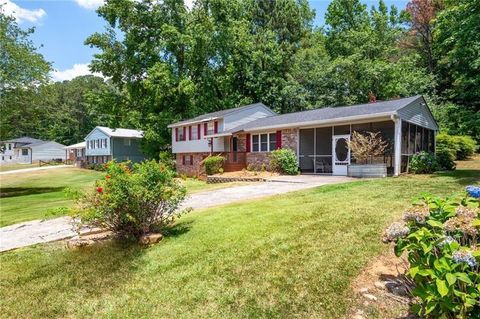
[204,155,224,175]
[72,160,188,239]
[384,188,480,318]
[437,133,477,160]
[269,149,299,175]
[408,151,438,174]
[159,150,175,170]
[436,149,456,171]
[348,131,389,164]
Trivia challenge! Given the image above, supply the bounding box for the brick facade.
[281,128,298,152]
[175,152,210,177]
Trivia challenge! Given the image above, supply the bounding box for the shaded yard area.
[0,168,244,227]
[1,160,478,319]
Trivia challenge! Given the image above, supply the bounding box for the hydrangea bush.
[384,185,480,318]
[408,151,438,174]
[71,160,188,239]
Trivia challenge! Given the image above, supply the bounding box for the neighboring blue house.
[84,126,145,164]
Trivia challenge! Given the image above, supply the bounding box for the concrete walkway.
[0,175,352,252]
[0,165,73,175]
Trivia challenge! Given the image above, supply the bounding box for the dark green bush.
[72,160,188,238]
[269,149,299,175]
[204,155,225,175]
[436,133,477,160]
[435,149,456,171]
[408,151,438,174]
[384,192,480,317]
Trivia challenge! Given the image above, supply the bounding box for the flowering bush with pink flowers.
[71,160,188,239]
[384,186,480,318]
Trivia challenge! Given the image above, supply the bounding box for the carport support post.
[393,116,402,176]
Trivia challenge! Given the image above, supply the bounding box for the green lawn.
[0,168,103,227]
[1,163,478,318]
[0,169,243,227]
[0,163,39,172]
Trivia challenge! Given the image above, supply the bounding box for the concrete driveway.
[0,175,353,252]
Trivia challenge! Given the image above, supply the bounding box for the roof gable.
[168,103,275,127]
[85,126,144,140]
[228,96,435,132]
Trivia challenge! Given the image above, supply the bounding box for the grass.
[0,163,40,172]
[0,160,478,318]
[0,168,103,227]
[0,169,244,227]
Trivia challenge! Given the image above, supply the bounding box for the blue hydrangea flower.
[452,250,477,268]
[466,185,480,198]
[438,236,456,247]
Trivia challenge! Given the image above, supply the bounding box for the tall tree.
[433,0,480,110]
[0,8,51,140]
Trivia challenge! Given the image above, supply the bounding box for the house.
[65,141,86,167]
[169,95,439,176]
[0,137,66,165]
[84,126,145,164]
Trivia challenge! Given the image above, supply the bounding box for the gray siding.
[85,128,111,156]
[223,105,275,131]
[31,142,66,162]
[397,97,439,131]
[112,137,144,163]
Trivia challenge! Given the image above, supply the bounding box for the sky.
[4,0,409,82]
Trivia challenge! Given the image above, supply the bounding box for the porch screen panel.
[371,121,395,175]
[299,129,314,173]
[334,125,350,135]
[315,127,333,174]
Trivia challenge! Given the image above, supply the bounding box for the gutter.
[167,117,221,129]
[230,111,396,133]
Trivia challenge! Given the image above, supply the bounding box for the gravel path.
[0,175,352,252]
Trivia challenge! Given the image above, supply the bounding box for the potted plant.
[347,131,389,178]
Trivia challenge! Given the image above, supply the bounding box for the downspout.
[391,114,402,176]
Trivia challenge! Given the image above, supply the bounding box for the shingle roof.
[3,136,44,144]
[96,127,144,138]
[66,141,86,149]
[169,103,271,127]
[17,140,66,148]
[228,95,423,132]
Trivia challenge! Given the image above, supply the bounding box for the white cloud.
[75,0,104,10]
[2,0,46,23]
[51,63,102,82]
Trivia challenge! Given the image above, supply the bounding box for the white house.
[168,96,439,176]
[0,137,66,165]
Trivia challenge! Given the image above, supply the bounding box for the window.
[190,126,198,140]
[207,122,215,135]
[9,156,12,160]
[124,138,131,146]
[252,135,259,152]
[252,133,277,152]
[104,138,108,148]
[177,127,185,141]
[1,156,3,160]
[269,133,276,151]
[183,155,193,165]
[8,144,11,150]
[22,149,28,156]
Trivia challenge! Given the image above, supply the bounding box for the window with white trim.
[207,122,215,135]
[190,126,198,140]
[251,133,276,152]
[21,149,28,156]
[178,128,185,141]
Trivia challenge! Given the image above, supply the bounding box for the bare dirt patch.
[213,170,279,179]
[347,248,417,319]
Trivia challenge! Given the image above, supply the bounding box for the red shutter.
[197,124,201,140]
[183,127,186,141]
[276,130,282,149]
[214,121,218,134]
[188,126,192,141]
[204,123,208,136]
[175,128,178,142]
[246,134,251,152]
[182,155,185,165]
[190,155,193,165]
